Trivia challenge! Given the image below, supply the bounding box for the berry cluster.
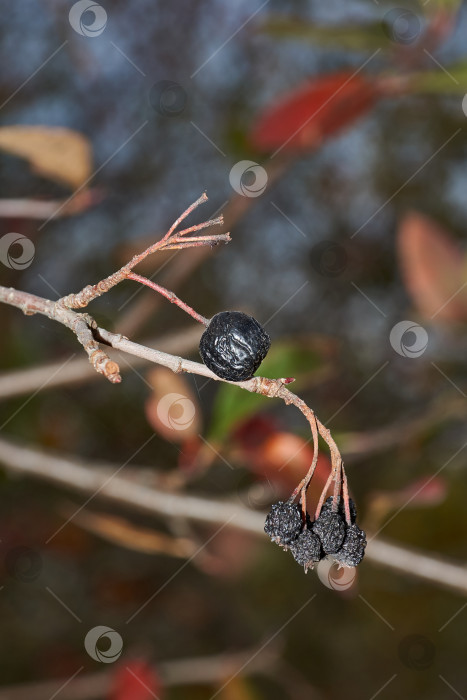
[264,496,366,573]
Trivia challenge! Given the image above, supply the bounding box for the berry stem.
[126,273,209,326]
[331,459,342,512]
[315,470,334,520]
[341,464,352,526]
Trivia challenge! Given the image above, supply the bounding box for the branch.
[0,646,280,700]
[0,435,465,595]
[0,290,334,506]
[0,190,102,220]
[0,194,344,536]
[0,286,121,383]
[56,192,228,310]
[0,325,202,400]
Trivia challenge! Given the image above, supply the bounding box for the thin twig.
[56,194,227,310]
[0,325,202,400]
[126,273,209,325]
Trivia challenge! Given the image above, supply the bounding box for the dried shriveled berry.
[312,509,345,554]
[289,529,322,572]
[264,501,302,546]
[322,496,357,523]
[199,311,271,382]
[333,523,366,567]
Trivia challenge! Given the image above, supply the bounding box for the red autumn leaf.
[398,212,467,322]
[249,71,379,153]
[109,661,163,700]
[232,416,330,500]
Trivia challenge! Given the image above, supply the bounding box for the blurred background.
[0,0,467,698]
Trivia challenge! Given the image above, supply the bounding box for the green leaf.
[260,17,392,52]
[409,61,467,93]
[207,340,322,441]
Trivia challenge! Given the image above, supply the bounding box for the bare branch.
[0,646,280,700]
[0,435,465,595]
[0,190,102,220]
[0,286,121,383]
[0,325,202,400]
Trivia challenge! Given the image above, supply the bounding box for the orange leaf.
[145,367,201,442]
[249,71,379,153]
[0,126,92,190]
[398,212,467,322]
[109,661,163,700]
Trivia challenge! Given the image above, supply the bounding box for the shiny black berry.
[264,501,302,546]
[333,523,366,567]
[322,496,357,524]
[199,311,271,382]
[289,529,322,572]
[312,509,346,554]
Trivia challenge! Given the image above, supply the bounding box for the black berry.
[289,529,322,572]
[199,311,271,382]
[312,509,346,554]
[322,496,357,523]
[264,501,302,546]
[333,523,366,567]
